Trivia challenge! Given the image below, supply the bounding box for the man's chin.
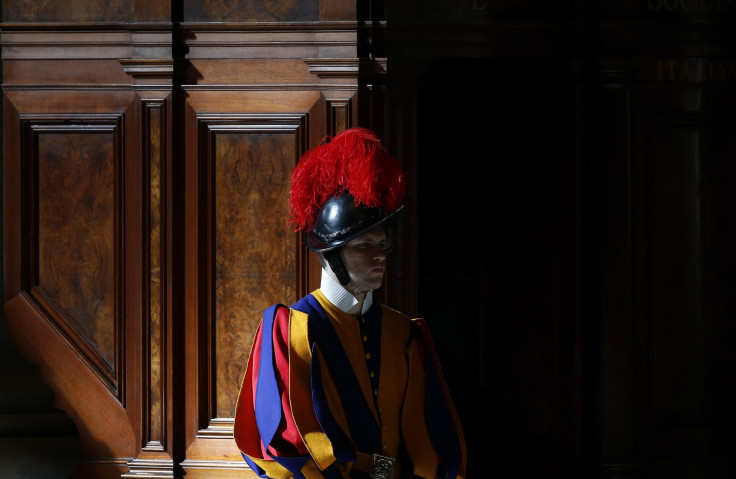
[367,279,384,291]
[353,279,383,292]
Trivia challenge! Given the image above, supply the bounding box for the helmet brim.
[305,204,405,253]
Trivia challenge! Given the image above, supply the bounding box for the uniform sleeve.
[233,305,348,479]
[403,319,467,479]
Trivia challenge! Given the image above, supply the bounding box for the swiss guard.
[233,127,467,479]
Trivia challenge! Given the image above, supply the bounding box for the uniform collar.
[320,268,374,315]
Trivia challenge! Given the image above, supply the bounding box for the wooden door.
[1,1,389,478]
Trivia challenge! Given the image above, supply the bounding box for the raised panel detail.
[326,97,352,135]
[22,116,123,400]
[196,114,308,434]
[145,101,166,449]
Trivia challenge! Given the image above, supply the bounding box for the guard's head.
[289,127,406,285]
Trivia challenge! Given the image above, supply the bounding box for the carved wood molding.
[183,83,359,91]
[181,27,356,60]
[0,30,171,60]
[180,459,249,470]
[304,57,359,77]
[179,458,251,479]
[121,457,175,478]
[140,100,170,455]
[177,21,359,31]
[121,59,174,75]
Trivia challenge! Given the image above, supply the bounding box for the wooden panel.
[325,97,352,136]
[2,1,127,22]
[3,90,142,479]
[200,114,307,422]
[124,93,176,477]
[183,0,319,22]
[1,0,168,22]
[24,117,123,399]
[148,104,165,445]
[179,0,358,23]
[211,127,299,419]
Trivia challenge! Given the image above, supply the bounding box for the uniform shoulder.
[379,303,410,322]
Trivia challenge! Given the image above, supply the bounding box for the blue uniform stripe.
[310,346,356,463]
[293,295,382,454]
[255,304,284,450]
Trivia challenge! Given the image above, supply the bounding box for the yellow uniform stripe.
[288,309,338,471]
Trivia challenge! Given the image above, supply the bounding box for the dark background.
[404,2,736,478]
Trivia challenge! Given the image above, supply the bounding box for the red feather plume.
[289,127,406,232]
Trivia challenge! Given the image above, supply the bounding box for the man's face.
[340,226,392,291]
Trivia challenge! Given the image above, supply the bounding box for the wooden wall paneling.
[1,5,390,478]
[1,27,172,478]
[28,115,125,400]
[123,91,176,478]
[120,37,176,479]
[182,0,320,23]
[1,0,169,22]
[325,95,354,138]
[2,94,23,298]
[180,0,355,22]
[179,17,364,475]
[181,90,326,478]
[3,91,142,478]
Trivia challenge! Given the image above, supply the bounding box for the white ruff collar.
[319,268,374,315]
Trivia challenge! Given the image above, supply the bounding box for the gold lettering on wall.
[647,0,736,11]
[656,59,736,82]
